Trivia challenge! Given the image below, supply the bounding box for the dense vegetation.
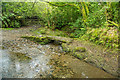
[1,2,119,49]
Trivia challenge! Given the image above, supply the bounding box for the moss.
[11,52,32,62]
[40,29,46,34]
[61,41,88,60]
[74,47,86,52]
[33,27,69,37]
[61,42,87,60]
[1,46,5,49]
[62,43,86,53]
[61,43,70,52]
[74,52,87,60]
[21,36,52,45]
[22,35,72,46]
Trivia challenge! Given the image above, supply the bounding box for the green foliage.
[46,2,81,29]
[70,28,87,38]
[69,17,87,38]
[107,2,119,24]
[1,2,119,49]
[2,2,24,27]
[86,8,106,28]
[60,2,119,49]
[1,2,44,28]
[81,27,118,49]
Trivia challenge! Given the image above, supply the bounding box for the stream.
[0,27,116,78]
[1,48,50,78]
[1,39,115,78]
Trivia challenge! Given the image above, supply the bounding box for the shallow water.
[1,39,115,78]
[1,49,50,78]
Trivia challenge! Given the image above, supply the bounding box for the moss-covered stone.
[74,47,86,52]
[1,46,5,49]
[22,36,70,45]
[74,52,87,60]
[21,36,52,45]
[10,52,32,62]
[61,43,71,52]
[61,43,86,53]
[61,42,88,60]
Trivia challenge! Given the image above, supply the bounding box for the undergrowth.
[80,27,118,49]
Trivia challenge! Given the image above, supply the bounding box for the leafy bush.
[1,2,44,28]
[86,8,106,28]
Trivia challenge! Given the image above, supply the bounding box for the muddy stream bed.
[0,27,116,78]
[1,39,115,78]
